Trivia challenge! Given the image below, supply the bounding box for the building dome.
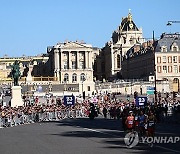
[120,12,139,32]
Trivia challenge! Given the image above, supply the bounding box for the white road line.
[83,128,125,140]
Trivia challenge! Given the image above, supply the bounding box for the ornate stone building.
[95,11,144,81]
[0,55,49,82]
[122,33,180,92]
[47,41,99,95]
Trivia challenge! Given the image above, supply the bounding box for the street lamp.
[167,21,180,26]
[131,80,133,95]
[81,74,86,100]
[153,31,158,104]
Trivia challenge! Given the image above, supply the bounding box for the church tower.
[101,11,144,80]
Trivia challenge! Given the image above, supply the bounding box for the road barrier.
[0,108,87,128]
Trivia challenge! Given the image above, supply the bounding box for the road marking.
[83,127,124,138]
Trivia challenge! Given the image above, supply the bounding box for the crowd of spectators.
[0,100,90,128]
[1,93,180,128]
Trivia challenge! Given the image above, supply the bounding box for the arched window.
[117,54,120,68]
[171,42,179,52]
[173,78,179,83]
[129,36,134,44]
[72,73,77,82]
[64,73,69,82]
[80,73,86,82]
[161,46,167,52]
[173,46,178,52]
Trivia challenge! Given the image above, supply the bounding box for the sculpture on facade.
[11,60,21,86]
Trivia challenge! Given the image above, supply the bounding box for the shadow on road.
[48,118,178,154]
[57,117,122,130]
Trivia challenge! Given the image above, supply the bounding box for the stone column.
[26,64,33,83]
[114,52,117,70]
[69,51,72,69]
[76,51,79,69]
[85,51,88,69]
[87,51,90,69]
[60,51,63,69]
[54,49,60,81]
[111,44,115,75]
[89,51,93,69]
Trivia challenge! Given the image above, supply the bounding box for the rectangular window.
[168,56,172,63]
[72,61,77,69]
[157,57,161,63]
[71,52,76,57]
[157,66,161,73]
[162,56,166,63]
[64,53,68,58]
[64,61,68,69]
[162,47,167,52]
[88,86,90,91]
[72,75,77,82]
[174,65,178,73]
[80,61,85,69]
[168,66,172,73]
[162,66,167,73]
[173,56,177,63]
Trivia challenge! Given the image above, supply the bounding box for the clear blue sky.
[0,0,179,57]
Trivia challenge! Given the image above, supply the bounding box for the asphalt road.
[0,117,180,154]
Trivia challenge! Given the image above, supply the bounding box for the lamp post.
[63,80,67,96]
[27,83,28,96]
[153,31,157,104]
[82,80,84,98]
[131,80,133,95]
[167,21,180,26]
[81,74,87,100]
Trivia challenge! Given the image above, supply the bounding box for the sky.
[0,0,179,57]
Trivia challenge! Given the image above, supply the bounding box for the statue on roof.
[11,60,21,86]
[127,9,132,22]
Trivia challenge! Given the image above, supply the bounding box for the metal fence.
[0,108,88,128]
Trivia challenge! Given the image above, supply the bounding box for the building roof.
[123,42,154,60]
[155,33,180,52]
[54,41,92,49]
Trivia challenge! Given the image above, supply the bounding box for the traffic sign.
[64,95,75,106]
[136,96,147,107]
